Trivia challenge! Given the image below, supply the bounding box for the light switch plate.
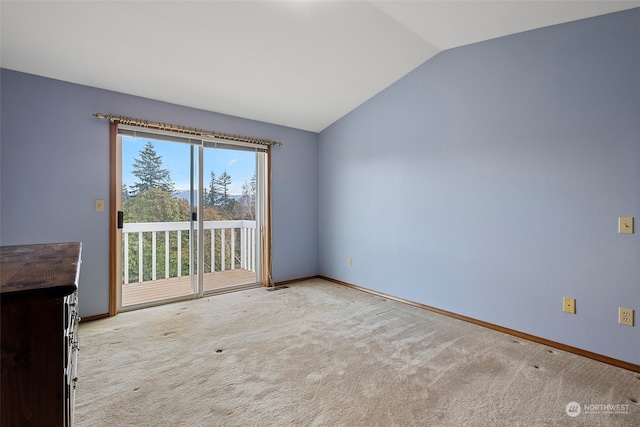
[95,199,105,212]
[618,217,634,234]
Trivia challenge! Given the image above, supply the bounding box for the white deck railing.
[122,220,256,284]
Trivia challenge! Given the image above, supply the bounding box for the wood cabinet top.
[1,242,81,300]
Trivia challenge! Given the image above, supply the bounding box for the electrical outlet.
[619,307,634,326]
[563,297,576,314]
[347,257,352,266]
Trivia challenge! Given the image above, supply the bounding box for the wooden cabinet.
[1,242,82,427]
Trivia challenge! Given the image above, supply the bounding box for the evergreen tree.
[205,171,218,208]
[131,142,174,195]
[122,184,132,202]
[240,174,256,220]
[217,171,233,212]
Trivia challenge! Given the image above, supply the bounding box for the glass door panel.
[119,136,197,308]
[200,145,260,292]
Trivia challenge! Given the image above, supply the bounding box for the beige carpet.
[75,279,640,426]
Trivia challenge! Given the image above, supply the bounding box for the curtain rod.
[93,113,282,147]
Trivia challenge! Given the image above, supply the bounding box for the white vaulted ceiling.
[2,1,639,132]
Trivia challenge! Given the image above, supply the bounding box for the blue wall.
[319,9,640,364]
[2,8,638,366]
[0,70,319,317]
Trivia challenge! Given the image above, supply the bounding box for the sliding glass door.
[116,128,267,311]
[118,136,198,308]
[198,145,261,292]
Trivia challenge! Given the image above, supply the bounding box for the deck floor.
[122,269,257,307]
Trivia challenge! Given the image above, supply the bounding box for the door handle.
[117,211,124,229]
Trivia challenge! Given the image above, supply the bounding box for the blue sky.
[122,136,256,195]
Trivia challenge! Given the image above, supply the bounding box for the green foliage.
[217,171,232,210]
[125,231,190,283]
[239,174,256,220]
[122,184,132,202]
[204,169,240,219]
[123,142,254,286]
[205,171,218,208]
[124,142,184,284]
[131,141,174,195]
[123,188,191,283]
[123,188,189,223]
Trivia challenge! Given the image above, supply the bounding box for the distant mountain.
[173,190,243,206]
[173,190,195,203]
